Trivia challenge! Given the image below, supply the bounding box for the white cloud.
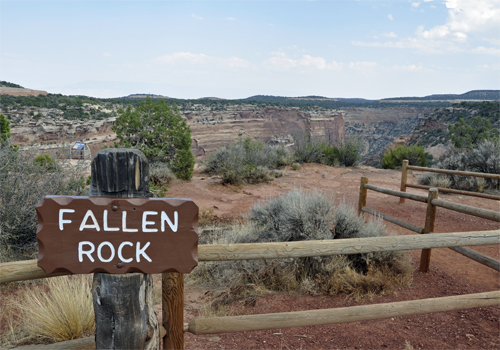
[383,32,398,38]
[226,17,235,21]
[393,64,424,71]
[103,52,111,57]
[263,52,343,71]
[387,14,393,20]
[411,2,421,8]
[191,14,203,20]
[348,61,377,71]
[354,0,500,55]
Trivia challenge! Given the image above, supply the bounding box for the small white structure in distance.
[70,142,91,160]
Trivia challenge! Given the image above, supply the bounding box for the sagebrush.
[204,137,292,185]
[189,190,413,306]
[417,140,500,191]
[0,140,87,261]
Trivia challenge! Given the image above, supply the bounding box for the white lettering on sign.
[78,241,152,263]
[103,210,119,231]
[118,242,133,263]
[161,211,178,232]
[97,241,115,263]
[79,210,101,231]
[58,209,179,234]
[79,241,95,262]
[59,209,75,230]
[142,211,158,232]
[122,211,138,232]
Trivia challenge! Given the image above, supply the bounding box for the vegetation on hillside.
[408,101,499,149]
[0,80,24,88]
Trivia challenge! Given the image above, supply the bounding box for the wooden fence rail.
[187,291,500,335]
[2,231,499,284]
[400,160,500,202]
[360,175,500,272]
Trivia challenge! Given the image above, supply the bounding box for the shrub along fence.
[359,175,500,272]
[399,159,500,202]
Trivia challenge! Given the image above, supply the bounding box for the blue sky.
[1,0,499,99]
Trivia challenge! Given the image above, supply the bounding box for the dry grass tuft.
[7,275,95,344]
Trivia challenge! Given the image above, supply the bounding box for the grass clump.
[204,137,292,185]
[189,190,413,306]
[3,275,95,346]
[417,140,500,192]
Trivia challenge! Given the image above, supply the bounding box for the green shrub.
[204,137,292,185]
[382,145,427,169]
[33,154,56,171]
[291,130,364,167]
[291,163,300,170]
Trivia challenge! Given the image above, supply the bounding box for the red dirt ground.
[166,164,500,350]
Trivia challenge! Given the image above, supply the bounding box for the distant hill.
[0,81,24,88]
[125,94,171,99]
[381,90,499,102]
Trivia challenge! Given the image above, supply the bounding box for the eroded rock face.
[185,105,345,156]
[0,87,48,96]
[10,104,345,158]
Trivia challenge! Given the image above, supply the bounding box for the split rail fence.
[2,164,500,349]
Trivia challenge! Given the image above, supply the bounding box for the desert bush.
[291,129,364,167]
[382,145,427,169]
[417,140,500,191]
[291,162,300,170]
[33,154,56,171]
[334,136,365,167]
[291,129,326,164]
[149,162,176,186]
[189,190,413,305]
[9,275,95,344]
[204,137,292,185]
[0,140,87,261]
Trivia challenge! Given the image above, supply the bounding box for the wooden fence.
[358,175,500,272]
[3,171,500,349]
[399,159,500,202]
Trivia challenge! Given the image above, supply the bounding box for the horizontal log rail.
[449,246,500,271]
[407,165,500,180]
[2,231,499,284]
[407,183,500,201]
[432,199,500,222]
[361,207,424,234]
[364,184,428,203]
[187,291,500,335]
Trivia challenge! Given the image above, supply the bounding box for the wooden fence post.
[400,160,409,204]
[163,273,184,349]
[90,149,159,349]
[420,188,439,272]
[358,176,369,216]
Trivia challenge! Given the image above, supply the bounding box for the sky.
[1,0,499,99]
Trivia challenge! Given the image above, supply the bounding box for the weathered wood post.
[89,148,159,349]
[358,176,369,216]
[163,273,184,349]
[419,188,439,273]
[400,160,409,204]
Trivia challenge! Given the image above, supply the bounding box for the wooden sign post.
[36,148,198,349]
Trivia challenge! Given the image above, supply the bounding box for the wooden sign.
[36,196,198,274]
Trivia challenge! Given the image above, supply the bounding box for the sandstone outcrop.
[0,87,48,96]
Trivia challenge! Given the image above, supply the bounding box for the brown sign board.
[36,196,198,274]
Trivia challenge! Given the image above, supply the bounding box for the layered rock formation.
[184,104,345,156]
[9,104,345,158]
[0,87,48,96]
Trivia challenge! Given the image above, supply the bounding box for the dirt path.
[165,164,499,350]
